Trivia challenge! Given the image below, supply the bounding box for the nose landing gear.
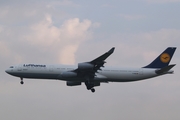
[20,78,24,84]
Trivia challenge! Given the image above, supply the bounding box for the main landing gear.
[85,81,95,93]
[91,88,95,93]
[88,87,95,93]
[20,78,24,84]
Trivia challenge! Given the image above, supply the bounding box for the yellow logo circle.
[160,53,170,63]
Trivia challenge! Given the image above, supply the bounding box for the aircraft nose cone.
[5,69,10,74]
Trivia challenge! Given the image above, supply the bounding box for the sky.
[0,0,180,120]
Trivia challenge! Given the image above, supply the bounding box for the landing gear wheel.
[20,81,24,84]
[91,88,95,93]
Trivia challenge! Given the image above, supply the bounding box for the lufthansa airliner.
[5,47,176,92]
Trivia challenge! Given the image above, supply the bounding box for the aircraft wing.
[73,47,115,77]
[90,47,115,72]
[71,47,115,92]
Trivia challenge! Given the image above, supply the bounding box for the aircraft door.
[139,68,143,75]
[18,65,22,71]
[49,65,54,72]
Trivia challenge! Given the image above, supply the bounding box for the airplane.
[5,47,176,93]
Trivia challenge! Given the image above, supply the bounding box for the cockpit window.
[10,66,14,68]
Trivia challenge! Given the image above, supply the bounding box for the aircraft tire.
[20,81,24,84]
[91,88,95,93]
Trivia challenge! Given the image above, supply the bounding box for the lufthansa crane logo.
[160,53,170,63]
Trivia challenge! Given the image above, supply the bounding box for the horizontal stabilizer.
[155,64,176,74]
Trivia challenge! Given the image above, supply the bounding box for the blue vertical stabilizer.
[143,47,176,68]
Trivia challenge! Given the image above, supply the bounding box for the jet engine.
[66,81,81,86]
[78,62,94,70]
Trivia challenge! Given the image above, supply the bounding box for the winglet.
[108,47,115,54]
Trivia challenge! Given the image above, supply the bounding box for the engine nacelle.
[66,81,81,86]
[78,62,94,70]
[60,71,77,78]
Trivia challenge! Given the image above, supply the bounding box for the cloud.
[0,2,100,65]
[0,1,75,25]
[23,15,95,64]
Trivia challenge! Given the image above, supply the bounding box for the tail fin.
[143,47,176,68]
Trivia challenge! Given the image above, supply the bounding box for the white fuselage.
[5,64,166,82]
